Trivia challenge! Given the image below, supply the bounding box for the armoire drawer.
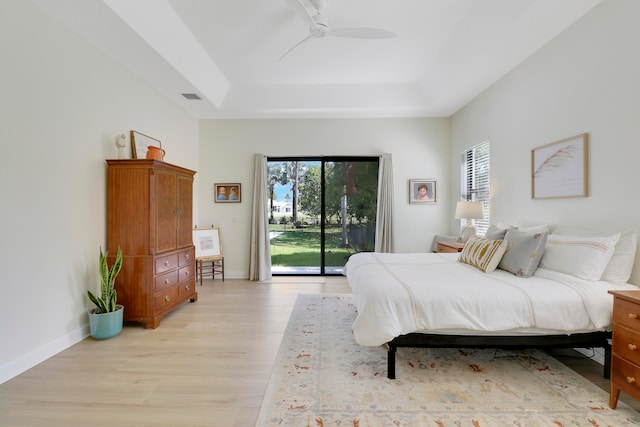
[155,253,178,274]
[155,288,180,311]
[178,281,195,298]
[178,265,193,283]
[178,248,194,267]
[155,270,179,293]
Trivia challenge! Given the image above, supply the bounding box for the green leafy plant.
[87,246,123,313]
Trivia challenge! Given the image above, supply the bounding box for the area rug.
[256,294,640,427]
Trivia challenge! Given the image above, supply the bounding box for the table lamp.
[454,201,484,242]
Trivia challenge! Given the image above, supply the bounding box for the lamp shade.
[454,201,484,220]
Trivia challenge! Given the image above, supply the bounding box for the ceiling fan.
[279,0,396,61]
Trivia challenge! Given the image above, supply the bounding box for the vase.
[146,146,165,161]
[88,305,124,340]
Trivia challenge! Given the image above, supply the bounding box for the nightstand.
[609,290,640,409]
[436,241,465,253]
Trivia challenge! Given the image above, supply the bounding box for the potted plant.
[87,246,124,340]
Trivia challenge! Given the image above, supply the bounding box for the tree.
[267,162,288,221]
[299,164,321,222]
[283,161,309,224]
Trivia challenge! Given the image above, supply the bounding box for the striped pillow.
[540,233,620,281]
[458,236,507,273]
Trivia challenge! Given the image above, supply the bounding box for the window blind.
[460,140,490,235]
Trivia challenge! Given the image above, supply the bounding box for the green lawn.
[269,225,358,267]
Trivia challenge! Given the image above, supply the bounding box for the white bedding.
[343,252,638,346]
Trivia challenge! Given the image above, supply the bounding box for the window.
[460,140,490,235]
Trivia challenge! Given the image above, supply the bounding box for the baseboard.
[0,325,89,384]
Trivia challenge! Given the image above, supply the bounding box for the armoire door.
[176,173,194,248]
[156,170,178,253]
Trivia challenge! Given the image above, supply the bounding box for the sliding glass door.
[268,157,379,275]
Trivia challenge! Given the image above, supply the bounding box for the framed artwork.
[409,179,437,204]
[531,133,588,199]
[192,228,221,258]
[130,130,161,159]
[214,183,241,203]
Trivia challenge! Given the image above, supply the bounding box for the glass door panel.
[268,158,378,275]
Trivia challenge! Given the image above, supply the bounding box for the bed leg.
[387,344,396,380]
[604,343,611,379]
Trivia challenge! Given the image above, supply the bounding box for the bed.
[343,229,638,379]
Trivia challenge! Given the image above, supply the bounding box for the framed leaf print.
[531,133,588,199]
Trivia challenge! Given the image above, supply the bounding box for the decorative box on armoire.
[106,159,197,329]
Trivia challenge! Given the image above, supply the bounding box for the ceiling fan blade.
[278,35,312,62]
[284,0,315,26]
[329,28,397,39]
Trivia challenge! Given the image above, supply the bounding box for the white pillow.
[553,228,637,283]
[518,224,550,234]
[540,233,620,281]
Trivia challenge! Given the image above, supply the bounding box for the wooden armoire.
[106,159,197,328]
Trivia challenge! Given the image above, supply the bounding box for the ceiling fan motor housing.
[311,13,328,38]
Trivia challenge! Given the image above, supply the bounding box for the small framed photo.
[409,179,437,204]
[130,130,161,159]
[214,183,241,203]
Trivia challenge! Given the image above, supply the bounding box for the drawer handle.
[165,295,171,302]
[629,313,638,319]
[185,271,190,276]
[164,278,170,285]
[185,285,190,291]
[627,376,637,384]
[185,254,190,260]
[629,344,638,351]
[164,260,170,266]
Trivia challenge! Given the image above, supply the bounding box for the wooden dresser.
[609,290,640,408]
[436,241,466,253]
[106,159,197,328]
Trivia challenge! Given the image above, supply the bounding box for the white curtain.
[249,154,272,281]
[375,153,394,253]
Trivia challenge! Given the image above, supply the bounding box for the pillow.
[553,228,637,283]
[498,230,548,277]
[603,230,638,283]
[484,225,508,240]
[458,236,507,273]
[540,233,620,281]
[518,224,550,234]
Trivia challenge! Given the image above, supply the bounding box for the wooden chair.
[192,227,224,284]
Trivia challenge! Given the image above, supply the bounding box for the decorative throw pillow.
[540,233,620,281]
[553,228,637,284]
[518,224,550,234]
[458,236,507,273]
[484,225,508,240]
[498,229,548,277]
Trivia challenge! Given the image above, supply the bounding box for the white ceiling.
[33,0,601,119]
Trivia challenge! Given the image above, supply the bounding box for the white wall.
[0,1,199,383]
[198,118,451,277]
[450,0,640,283]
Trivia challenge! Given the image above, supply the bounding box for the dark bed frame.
[385,331,611,379]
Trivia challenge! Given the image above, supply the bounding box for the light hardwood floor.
[0,277,636,426]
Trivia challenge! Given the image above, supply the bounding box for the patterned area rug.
[256,294,640,427]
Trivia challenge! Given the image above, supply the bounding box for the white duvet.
[343,252,638,346]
